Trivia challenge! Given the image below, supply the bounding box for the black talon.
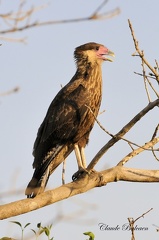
[72,168,88,181]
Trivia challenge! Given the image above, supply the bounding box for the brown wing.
[33,81,91,168]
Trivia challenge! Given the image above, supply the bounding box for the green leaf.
[24,223,31,228]
[10,221,22,228]
[31,229,36,234]
[83,232,95,240]
[39,229,45,235]
[48,224,53,230]
[0,238,14,240]
[37,222,41,228]
[44,228,50,236]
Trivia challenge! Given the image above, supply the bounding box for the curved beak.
[105,50,115,62]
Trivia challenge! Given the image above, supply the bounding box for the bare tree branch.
[128,19,159,84]
[141,55,152,102]
[86,104,158,152]
[0,86,20,97]
[128,208,153,240]
[0,1,120,43]
[151,124,159,161]
[117,137,159,166]
[0,166,159,220]
[146,76,159,98]
[87,98,159,171]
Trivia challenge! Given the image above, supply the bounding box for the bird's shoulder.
[54,77,87,100]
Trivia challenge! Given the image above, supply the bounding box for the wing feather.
[33,81,90,167]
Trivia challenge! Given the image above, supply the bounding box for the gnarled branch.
[0,166,159,220]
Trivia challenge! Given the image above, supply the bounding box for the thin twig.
[85,104,114,137]
[86,104,158,152]
[117,137,159,166]
[91,0,109,18]
[0,86,20,97]
[141,56,151,102]
[155,59,159,74]
[134,71,156,80]
[146,76,159,98]
[0,36,27,43]
[128,208,153,240]
[0,2,120,35]
[134,72,159,98]
[134,208,153,222]
[151,124,159,161]
[62,159,66,185]
[151,124,159,140]
[128,19,159,84]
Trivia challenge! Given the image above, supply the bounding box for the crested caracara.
[25,42,114,198]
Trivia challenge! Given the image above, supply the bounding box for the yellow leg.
[80,147,87,168]
[72,144,88,181]
[74,144,83,169]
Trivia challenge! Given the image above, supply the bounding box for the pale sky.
[0,1,159,239]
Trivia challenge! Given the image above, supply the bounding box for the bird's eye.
[95,46,99,51]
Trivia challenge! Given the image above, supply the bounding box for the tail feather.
[25,167,50,198]
[25,144,73,198]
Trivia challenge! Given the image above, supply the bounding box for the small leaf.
[24,223,31,228]
[31,229,36,234]
[83,231,95,240]
[49,224,53,230]
[0,237,13,240]
[39,229,45,235]
[37,222,41,228]
[44,228,50,236]
[10,221,22,228]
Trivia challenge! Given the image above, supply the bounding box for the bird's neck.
[75,58,102,82]
[74,59,103,116]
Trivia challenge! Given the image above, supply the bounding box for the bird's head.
[74,42,115,66]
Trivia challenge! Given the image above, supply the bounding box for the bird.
[25,42,114,198]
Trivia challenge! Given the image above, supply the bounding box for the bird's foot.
[72,167,88,181]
